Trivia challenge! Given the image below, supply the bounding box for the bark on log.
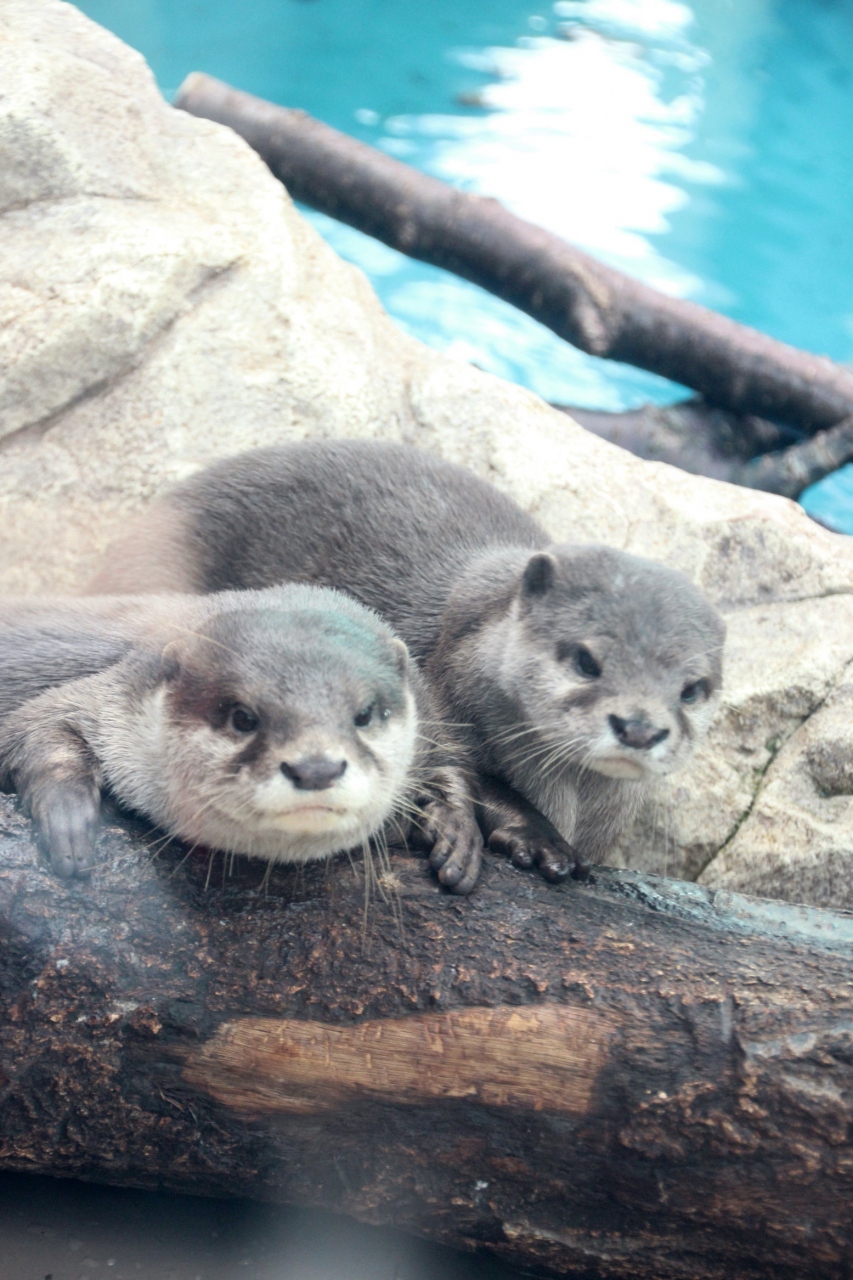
[559,400,801,483]
[175,73,853,434]
[732,414,853,496]
[2,793,853,1279]
[559,401,853,498]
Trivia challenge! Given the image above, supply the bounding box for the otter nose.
[609,715,670,751]
[281,756,347,790]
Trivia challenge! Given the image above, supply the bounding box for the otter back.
[89,441,725,877]
[90,441,544,662]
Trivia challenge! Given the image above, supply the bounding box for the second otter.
[0,585,482,884]
[90,441,726,878]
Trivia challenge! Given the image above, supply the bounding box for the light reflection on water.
[312,0,720,408]
[72,0,853,526]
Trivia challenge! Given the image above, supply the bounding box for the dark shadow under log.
[175,73,853,435]
[2,794,853,1278]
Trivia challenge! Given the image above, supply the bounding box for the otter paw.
[30,785,101,878]
[419,799,483,895]
[488,825,576,883]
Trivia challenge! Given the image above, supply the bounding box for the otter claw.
[30,785,100,878]
[418,799,484,895]
[488,826,576,884]
[436,840,482,895]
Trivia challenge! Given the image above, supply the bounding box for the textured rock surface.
[3,0,853,906]
[700,661,853,903]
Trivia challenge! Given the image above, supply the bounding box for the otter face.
[146,600,418,863]
[493,547,725,785]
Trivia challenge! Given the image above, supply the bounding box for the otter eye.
[680,680,708,704]
[354,704,374,728]
[557,642,601,678]
[573,646,602,679]
[229,705,259,734]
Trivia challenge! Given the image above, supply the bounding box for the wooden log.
[2,793,853,1279]
[175,73,853,434]
[732,414,853,496]
[559,400,800,483]
[559,401,853,499]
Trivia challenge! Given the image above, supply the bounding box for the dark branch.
[559,399,853,498]
[733,414,853,496]
[175,73,853,434]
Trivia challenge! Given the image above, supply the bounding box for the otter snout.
[281,756,348,790]
[608,714,670,751]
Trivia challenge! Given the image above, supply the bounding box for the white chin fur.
[189,778,386,863]
[255,805,354,836]
[590,757,650,780]
[197,814,374,864]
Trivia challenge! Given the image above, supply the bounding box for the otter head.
[155,587,418,862]
[493,545,725,784]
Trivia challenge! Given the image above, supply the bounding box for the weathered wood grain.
[1,792,852,1279]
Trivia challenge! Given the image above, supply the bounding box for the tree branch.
[175,73,853,434]
[560,400,853,498]
[733,414,853,496]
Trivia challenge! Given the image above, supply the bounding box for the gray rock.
[611,596,853,890]
[3,0,853,906]
[699,664,853,905]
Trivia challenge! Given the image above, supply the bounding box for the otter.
[89,441,726,877]
[0,585,482,885]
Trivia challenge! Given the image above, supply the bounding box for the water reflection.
[68,0,853,525]
[317,0,723,406]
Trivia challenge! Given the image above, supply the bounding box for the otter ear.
[521,552,558,597]
[390,637,409,678]
[158,647,182,682]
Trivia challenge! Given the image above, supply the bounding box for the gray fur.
[92,441,725,873]
[434,544,723,861]
[0,596,158,720]
[0,627,130,719]
[0,594,234,720]
[0,584,482,886]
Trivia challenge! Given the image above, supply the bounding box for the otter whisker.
[30,438,722,896]
[259,856,274,896]
[204,847,216,891]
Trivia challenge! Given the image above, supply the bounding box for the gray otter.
[89,441,726,877]
[0,585,482,885]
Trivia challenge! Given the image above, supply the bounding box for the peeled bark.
[175,73,853,434]
[1,793,853,1279]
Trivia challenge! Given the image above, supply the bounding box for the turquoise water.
[74,0,853,531]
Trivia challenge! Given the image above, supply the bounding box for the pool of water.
[73,0,853,529]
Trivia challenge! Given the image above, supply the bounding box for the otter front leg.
[0,704,103,878]
[25,766,102,878]
[477,776,580,883]
[411,767,484,895]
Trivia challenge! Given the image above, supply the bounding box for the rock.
[2,0,853,906]
[699,664,853,904]
[611,596,853,887]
